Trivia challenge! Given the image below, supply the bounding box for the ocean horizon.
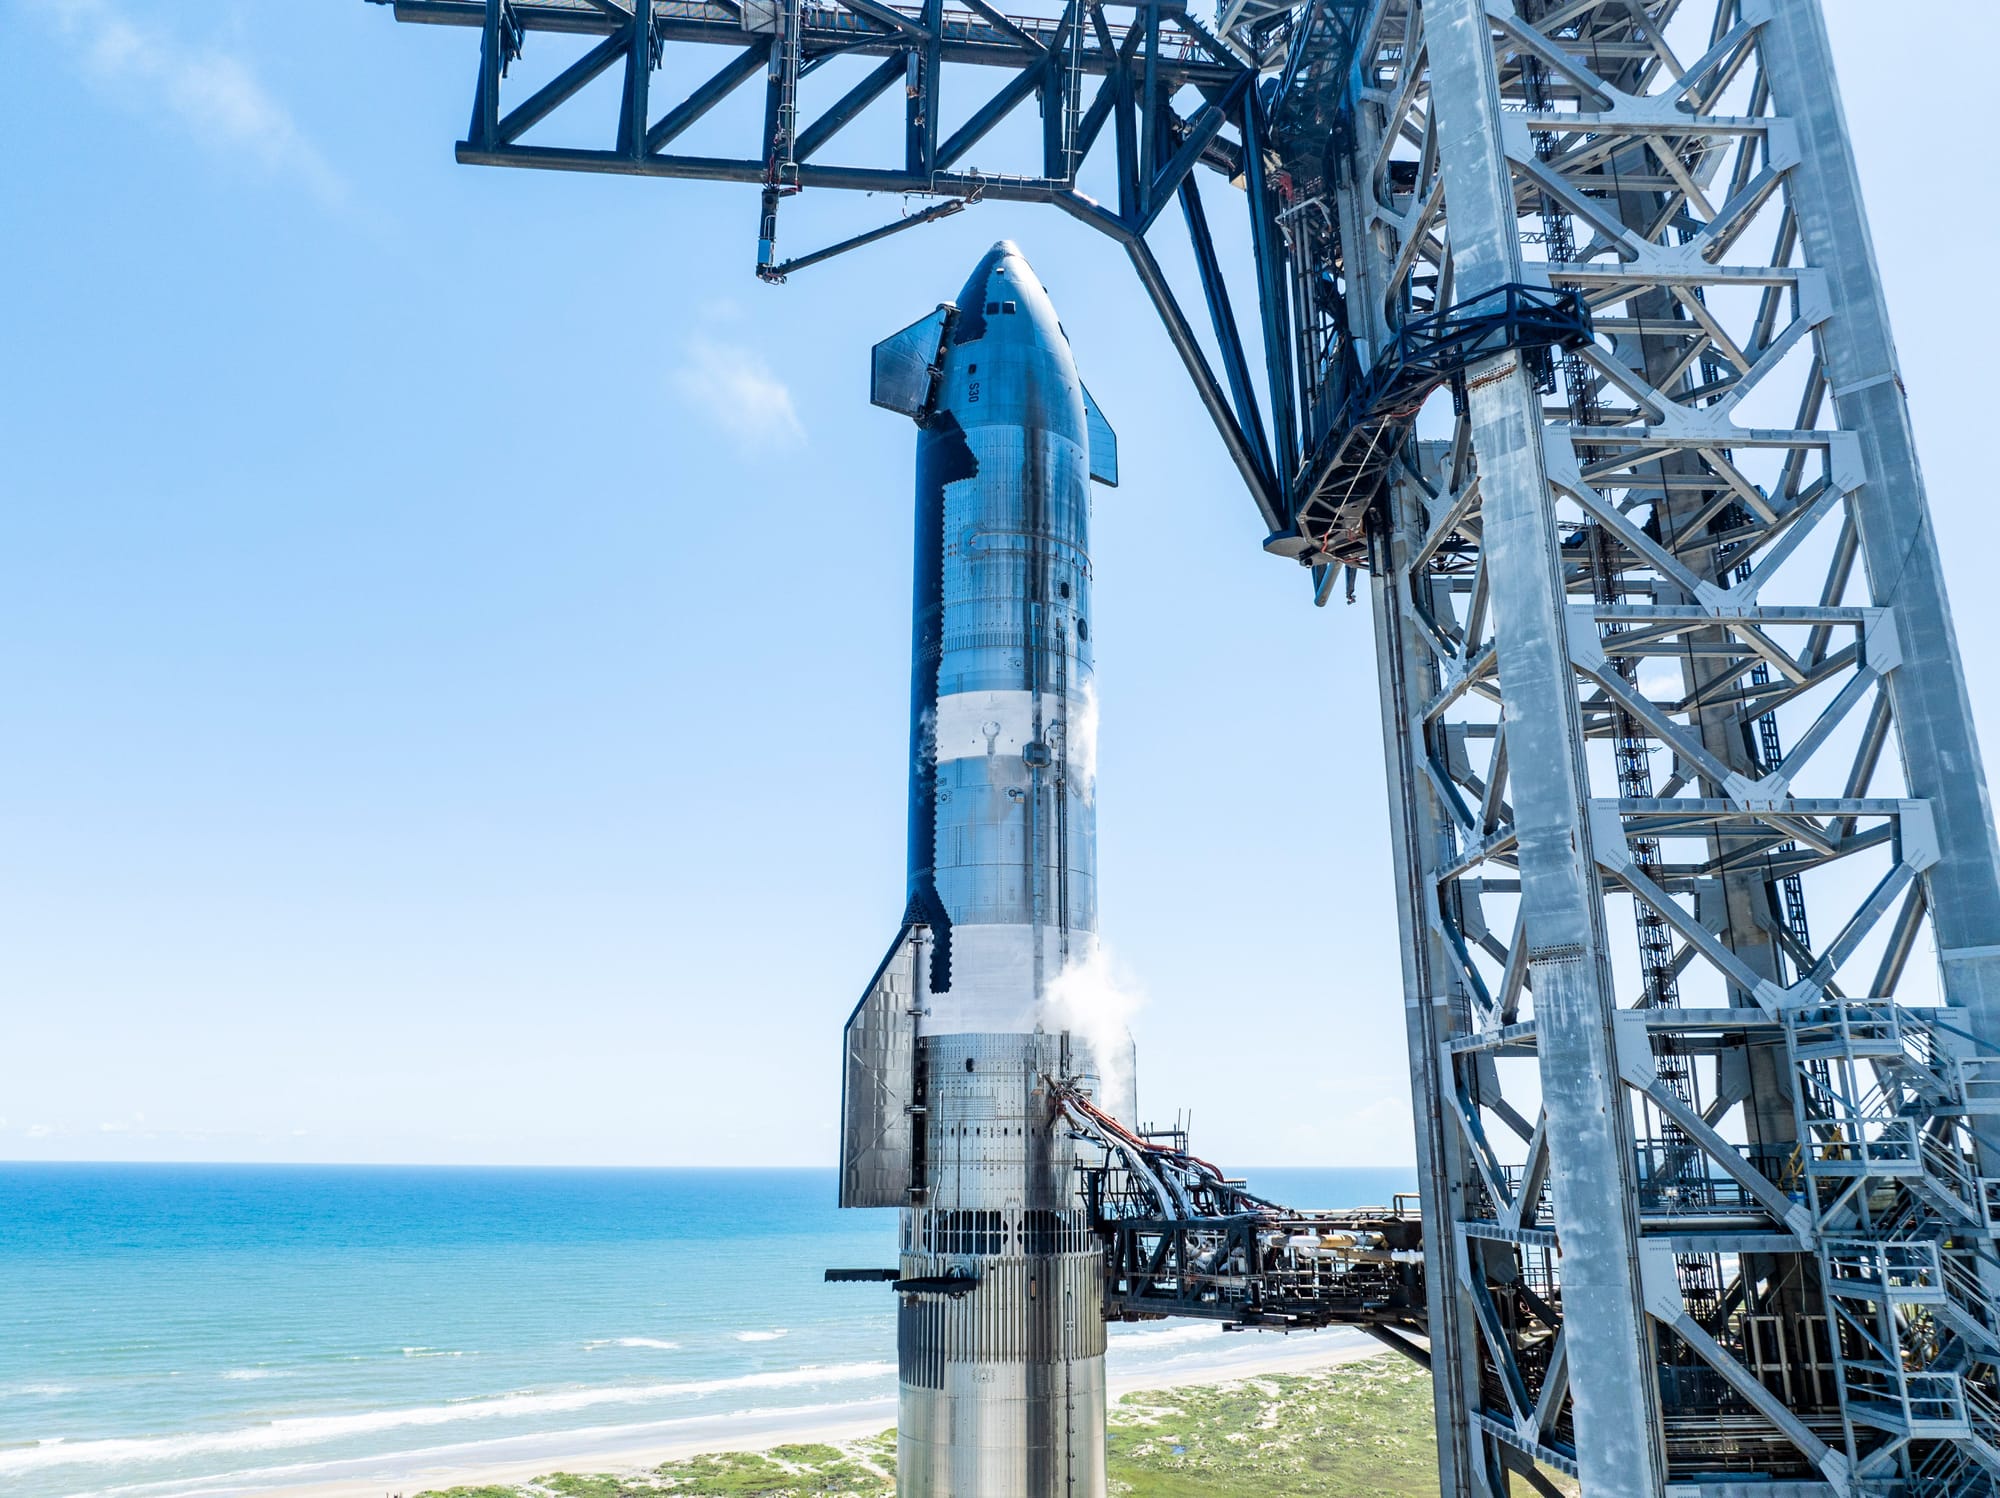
[1,1162,1416,1498]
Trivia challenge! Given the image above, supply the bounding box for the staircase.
[1785,1002,2000,1493]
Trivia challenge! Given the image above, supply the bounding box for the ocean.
[0,1163,1416,1498]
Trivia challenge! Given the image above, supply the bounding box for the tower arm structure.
[1054,1080,1430,1332]
[368,0,1291,523]
[367,2,2000,1493]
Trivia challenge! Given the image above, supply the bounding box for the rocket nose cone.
[958,242,1014,310]
[945,239,1079,416]
[988,240,1042,283]
[940,239,1082,432]
[954,241,1053,332]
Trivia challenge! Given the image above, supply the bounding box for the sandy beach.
[241,1332,1392,1498]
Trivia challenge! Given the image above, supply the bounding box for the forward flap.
[871,306,954,422]
[1082,383,1118,487]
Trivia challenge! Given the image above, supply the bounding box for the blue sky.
[3,0,1996,1166]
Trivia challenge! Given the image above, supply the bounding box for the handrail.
[1272,283,1594,577]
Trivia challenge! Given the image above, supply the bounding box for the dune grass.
[414,1357,1501,1498]
[1105,1358,1440,1496]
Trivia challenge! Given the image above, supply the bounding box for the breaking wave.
[1110,1322,1226,1353]
[0,1362,896,1477]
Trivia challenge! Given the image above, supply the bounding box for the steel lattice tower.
[367,1,2000,1491]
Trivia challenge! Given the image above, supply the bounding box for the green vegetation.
[533,1443,890,1497]
[1105,1359,1435,1497]
[417,1436,898,1498]
[415,1358,1572,1498]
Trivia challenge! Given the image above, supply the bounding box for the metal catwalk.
[364,1,2000,1492]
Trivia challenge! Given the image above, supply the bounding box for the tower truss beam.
[365,1,2000,1491]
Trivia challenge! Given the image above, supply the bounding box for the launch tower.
[365,2,2000,1493]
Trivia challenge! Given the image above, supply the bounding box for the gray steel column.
[1756,0,2000,1042]
[1336,27,1498,1493]
[1370,497,1491,1498]
[1424,2,1665,1492]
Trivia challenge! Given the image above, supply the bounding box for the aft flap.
[838,921,926,1208]
[871,306,954,422]
[1082,383,1118,487]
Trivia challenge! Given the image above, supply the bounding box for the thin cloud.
[670,335,806,451]
[28,0,345,205]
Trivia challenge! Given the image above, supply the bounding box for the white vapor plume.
[670,336,805,451]
[29,0,346,205]
[1045,942,1143,1125]
[1062,682,1100,802]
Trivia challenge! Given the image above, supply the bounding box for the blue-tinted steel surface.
[860,244,1121,1498]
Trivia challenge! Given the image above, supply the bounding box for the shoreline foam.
[190,1334,1389,1498]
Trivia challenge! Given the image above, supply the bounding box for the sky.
[3,0,1997,1168]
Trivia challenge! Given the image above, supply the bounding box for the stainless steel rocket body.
[911,242,1100,1035]
[895,1030,1107,1497]
[844,242,1122,1498]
